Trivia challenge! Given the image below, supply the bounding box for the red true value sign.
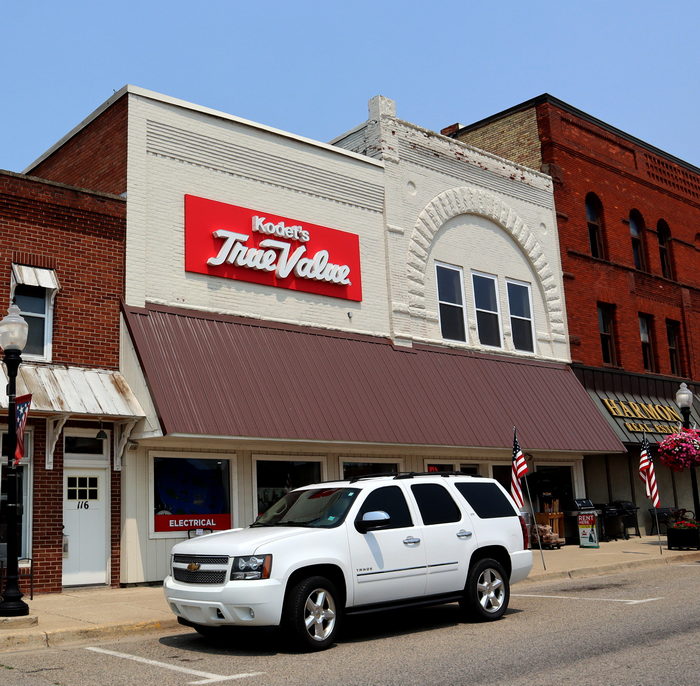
[184,195,363,301]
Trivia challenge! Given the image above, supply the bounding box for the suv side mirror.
[355,510,391,534]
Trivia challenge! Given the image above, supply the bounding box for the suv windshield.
[252,487,360,528]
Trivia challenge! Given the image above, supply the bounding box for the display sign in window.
[153,457,231,532]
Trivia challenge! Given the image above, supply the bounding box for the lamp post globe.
[0,303,29,617]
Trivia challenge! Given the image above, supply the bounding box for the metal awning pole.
[523,474,546,571]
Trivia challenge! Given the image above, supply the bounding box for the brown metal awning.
[123,303,624,453]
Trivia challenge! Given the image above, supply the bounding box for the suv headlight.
[230,554,272,580]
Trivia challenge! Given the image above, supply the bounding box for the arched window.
[657,220,674,279]
[629,210,647,271]
[585,193,605,258]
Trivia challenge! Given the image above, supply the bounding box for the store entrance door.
[62,468,108,586]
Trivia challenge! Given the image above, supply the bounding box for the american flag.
[511,428,528,510]
[638,433,659,508]
[13,394,32,467]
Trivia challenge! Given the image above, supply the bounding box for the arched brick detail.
[406,187,565,337]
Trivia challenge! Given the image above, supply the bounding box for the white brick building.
[26,87,621,585]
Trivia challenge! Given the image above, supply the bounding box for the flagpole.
[523,473,546,571]
[653,508,663,555]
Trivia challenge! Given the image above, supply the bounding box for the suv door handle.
[403,536,421,545]
[457,530,473,539]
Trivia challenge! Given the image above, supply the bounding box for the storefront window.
[342,461,399,480]
[427,463,479,475]
[255,459,322,517]
[153,457,231,533]
[1,432,31,559]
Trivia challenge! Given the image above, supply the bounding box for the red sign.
[185,195,362,301]
[154,513,231,532]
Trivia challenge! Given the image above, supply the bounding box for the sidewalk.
[1,535,699,653]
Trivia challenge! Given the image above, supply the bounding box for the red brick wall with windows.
[26,95,127,196]
[1,171,125,592]
[0,171,125,368]
[536,101,700,378]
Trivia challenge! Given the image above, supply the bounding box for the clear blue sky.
[3,1,699,173]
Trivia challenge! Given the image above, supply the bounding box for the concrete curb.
[0,618,181,654]
[520,549,700,585]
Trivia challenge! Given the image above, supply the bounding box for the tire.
[460,557,509,621]
[282,575,340,651]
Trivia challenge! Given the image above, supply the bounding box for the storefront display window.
[255,459,322,517]
[1,432,31,559]
[427,462,479,475]
[153,457,231,533]
[341,460,399,480]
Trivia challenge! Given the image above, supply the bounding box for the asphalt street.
[1,561,699,686]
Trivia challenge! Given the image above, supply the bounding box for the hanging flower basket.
[657,429,700,471]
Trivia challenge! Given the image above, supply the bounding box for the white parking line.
[512,593,663,605]
[85,647,264,684]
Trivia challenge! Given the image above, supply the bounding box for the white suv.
[163,472,532,650]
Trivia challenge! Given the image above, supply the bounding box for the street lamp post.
[675,382,700,519]
[0,304,29,617]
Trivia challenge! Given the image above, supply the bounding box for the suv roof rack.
[347,471,486,484]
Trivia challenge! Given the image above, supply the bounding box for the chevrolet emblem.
[187,562,201,572]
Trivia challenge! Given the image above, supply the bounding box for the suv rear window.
[455,482,517,519]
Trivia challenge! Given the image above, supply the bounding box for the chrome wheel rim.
[304,587,337,642]
[476,568,505,613]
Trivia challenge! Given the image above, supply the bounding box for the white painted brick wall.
[125,92,390,337]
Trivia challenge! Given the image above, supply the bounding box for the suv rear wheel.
[283,575,340,651]
[460,557,509,621]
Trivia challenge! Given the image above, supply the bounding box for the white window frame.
[505,278,535,354]
[251,454,326,523]
[471,271,502,349]
[435,262,467,342]
[10,265,59,363]
[1,428,33,560]
[148,451,238,540]
[339,456,404,480]
[63,428,110,468]
[422,458,484,475]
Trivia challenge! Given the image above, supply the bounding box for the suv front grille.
[173,554,229,565]
[172,554,230,584]
[173,569,227,584]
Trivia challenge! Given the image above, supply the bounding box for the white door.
[348,485,427,606]
[62,468,108,585]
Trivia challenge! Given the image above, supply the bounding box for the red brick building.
[444,95,700,529]
[0,170,142,594]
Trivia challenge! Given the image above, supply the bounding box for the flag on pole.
[638,433,660,508]
[13,394,32,467]
[511,428,528,509]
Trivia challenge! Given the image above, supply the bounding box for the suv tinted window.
[357,486,412,529]
[411,483,461,525]
[455,482,517,518]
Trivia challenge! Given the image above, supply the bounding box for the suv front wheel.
[283,575,340,651]
[460,557,509,621]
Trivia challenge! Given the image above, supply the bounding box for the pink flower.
[658,430,700,471]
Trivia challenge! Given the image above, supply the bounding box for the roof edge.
[452,93,700,175]
[25,85,385,174]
